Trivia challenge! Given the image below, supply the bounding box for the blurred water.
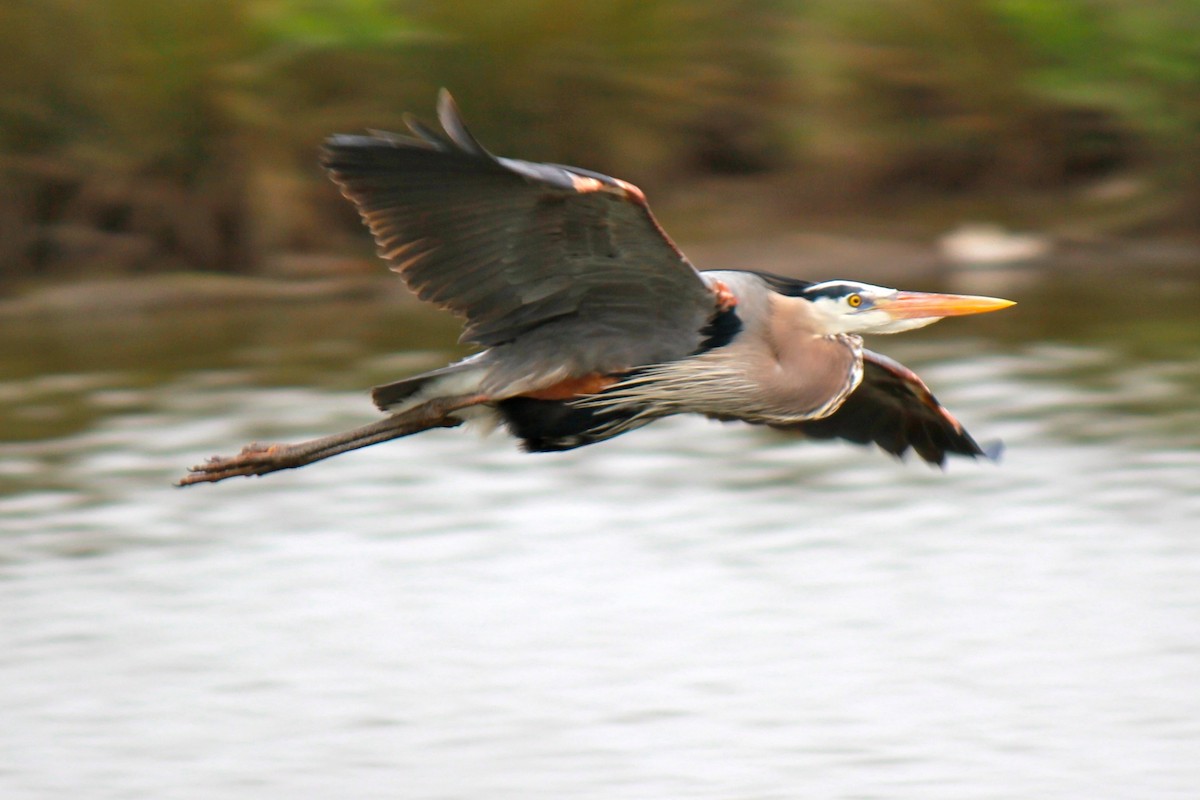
[1,274,1199,799]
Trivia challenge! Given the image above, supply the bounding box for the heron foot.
[176,442,296,486]
[175,393,484,487]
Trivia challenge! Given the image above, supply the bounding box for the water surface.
[1,271,1198,799]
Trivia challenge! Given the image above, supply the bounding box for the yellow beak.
[878,291,1016,319]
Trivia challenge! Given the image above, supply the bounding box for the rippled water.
[2,272,1199,799]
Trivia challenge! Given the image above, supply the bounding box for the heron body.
[179,91,1014,485]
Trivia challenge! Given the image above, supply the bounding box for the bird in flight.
[179,91,1013,485]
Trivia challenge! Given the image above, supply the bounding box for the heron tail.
[372,360,486,412]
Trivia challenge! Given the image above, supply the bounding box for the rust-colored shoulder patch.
[709,278,738,312]
[568,174,647,203]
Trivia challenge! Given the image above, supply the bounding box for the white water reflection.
[1,334,1199,799]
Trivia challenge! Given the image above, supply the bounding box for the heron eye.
[847,293,863,308]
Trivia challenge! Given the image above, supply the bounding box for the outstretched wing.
[773,351,996,465]
[321,90,716,370]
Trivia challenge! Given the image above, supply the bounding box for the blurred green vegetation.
[1,0,1197,279]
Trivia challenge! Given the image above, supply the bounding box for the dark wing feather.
[321,90,714,369]
[774,351,993,465]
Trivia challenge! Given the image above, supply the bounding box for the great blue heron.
[179,91,1013,486]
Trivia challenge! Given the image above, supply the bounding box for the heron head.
[801,280,1015,335]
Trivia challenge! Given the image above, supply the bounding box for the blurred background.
[2,3,1200,799]
[2,0,1199,278]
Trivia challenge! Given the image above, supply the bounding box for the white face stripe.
[805,280,896,296]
